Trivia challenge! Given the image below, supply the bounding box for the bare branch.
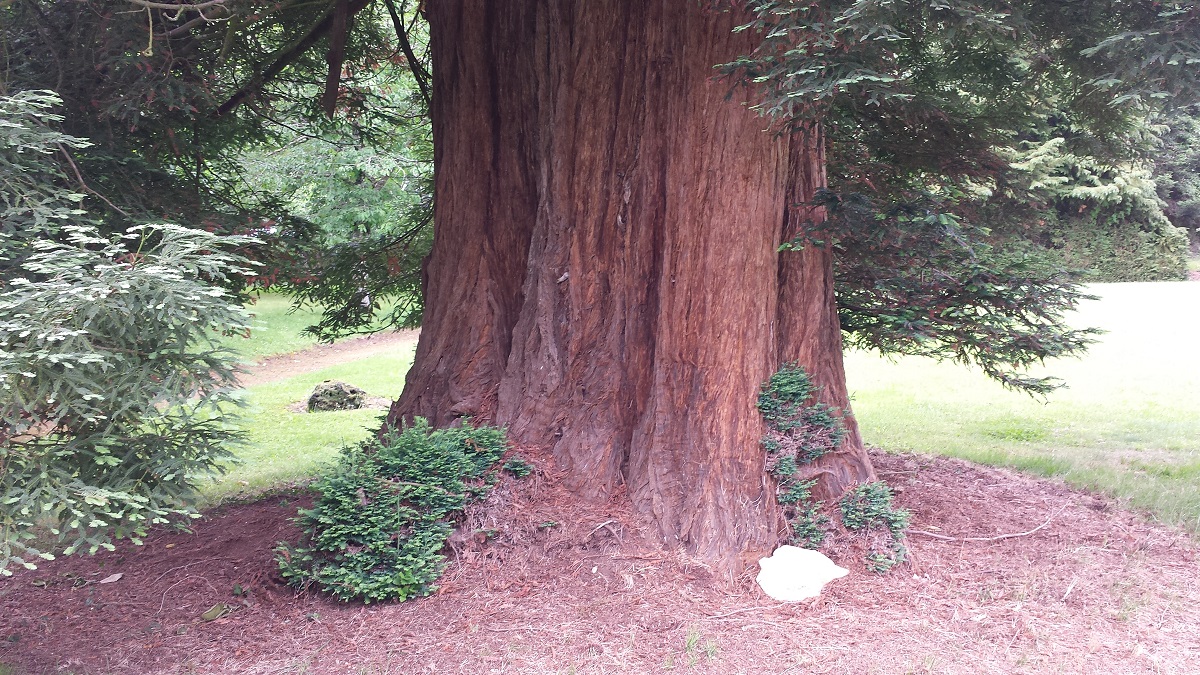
[125,0,227,12]
[907,504,1068,543]
[215,0,372,117]
[56,143,132,218]
[321,0,352,118]
[383,0,430,109]
[167,10,228,37]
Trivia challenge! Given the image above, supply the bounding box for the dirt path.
[237,329,420,388]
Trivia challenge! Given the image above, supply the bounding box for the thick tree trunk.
[777,126,878,503]
[390,3,539,423]
[389,0,876,564]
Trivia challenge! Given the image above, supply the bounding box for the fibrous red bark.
[389,0,876,564]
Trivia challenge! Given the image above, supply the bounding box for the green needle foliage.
[839,482,912,573]
[0,91,254,575]
[278,418,510,603]
[756,364,912,564]
[757,363,847,464]
[0,92,85,249]
[807,191,1104,396]
[757,364,846,548]
[3,0,435,336]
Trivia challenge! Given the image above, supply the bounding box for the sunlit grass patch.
[847,282,1200,533]
[203,350,415,503]
[218,293,324,361]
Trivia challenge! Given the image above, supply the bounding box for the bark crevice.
[389,0,877,564]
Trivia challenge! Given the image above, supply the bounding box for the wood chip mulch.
[2,450,1197,674]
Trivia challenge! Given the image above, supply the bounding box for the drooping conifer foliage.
[724,0,1199,392]
[2,0,434,325]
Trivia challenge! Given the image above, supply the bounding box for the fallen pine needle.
[1061,577,1078,602]
[587,519,620,539]
[701,604,789,621]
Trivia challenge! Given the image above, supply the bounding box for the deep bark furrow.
[776,126,878,500]
[388,1,539,425]
[391,0,879,565]
[497,2,658,499]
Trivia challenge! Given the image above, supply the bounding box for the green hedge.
[1046,218,1189,282]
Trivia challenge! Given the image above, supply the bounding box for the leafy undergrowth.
[2,450,1198,674]
[278,419,512,603]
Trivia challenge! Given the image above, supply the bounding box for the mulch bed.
[2,450,1197,674]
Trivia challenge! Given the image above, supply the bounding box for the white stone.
[756,545,849,602]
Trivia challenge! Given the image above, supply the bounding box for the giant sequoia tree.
[385,3,855,560]
[384,1,1200,562]
[6,0,1197,565]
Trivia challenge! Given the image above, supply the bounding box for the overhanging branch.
[213,0,370,118]
[383,0,430,109]
[126,0,226,10]
[321,0,352,117]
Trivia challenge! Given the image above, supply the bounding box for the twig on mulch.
[1061,577,1078,602]
[153,557,233,582]
[701,604,789,621]
[158,575,220,614]
[907,504,1068,543]
[587,519,621,540]
[484,624,554,633]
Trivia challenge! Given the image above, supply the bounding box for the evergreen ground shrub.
[277,418,510,603]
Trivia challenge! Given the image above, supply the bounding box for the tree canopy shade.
[4,0,1197,566]
[2,0,436,327]
[1155,104,1200,242]
[384,0,1200,564]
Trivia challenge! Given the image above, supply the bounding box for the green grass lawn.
[204,351,415,503]
[218,292,409,362]
[211,283,1200,533]
[846,281,1200,531]
[218,293,323,361]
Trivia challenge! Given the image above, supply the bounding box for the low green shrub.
[502,458,532,478]
[756,365,914,572]
[839,482,911,573]
[756,363,845,548]
[277,418,510,603]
